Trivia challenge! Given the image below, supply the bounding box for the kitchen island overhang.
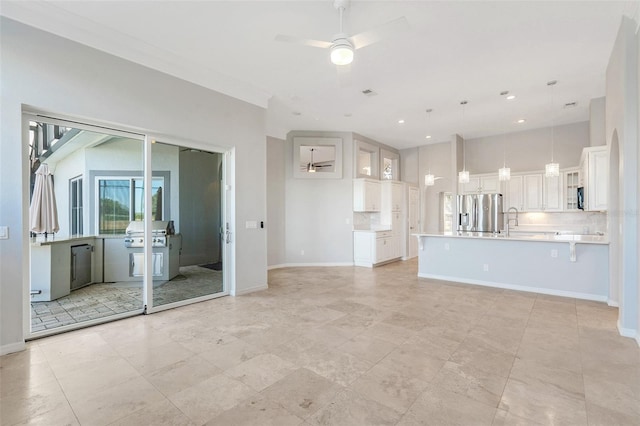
[414,233,609,302]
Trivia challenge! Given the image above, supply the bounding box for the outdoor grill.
[124,220,173,248]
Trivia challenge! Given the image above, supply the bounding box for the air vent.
[563,102,578,108]
[362,89,377,97]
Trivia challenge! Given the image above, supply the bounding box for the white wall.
[590,97,607,147]
[419,142,453,233]
[284,131,354,265]
[0,18,267,354]
[464,121,589,174]
[49,148,85,237]
[266,136,286,267]
[605,15,639,341]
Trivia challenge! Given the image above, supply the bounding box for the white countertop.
[413,232,609,245]
[353,228,392,233]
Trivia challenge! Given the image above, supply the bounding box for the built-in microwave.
[577,187,585,210]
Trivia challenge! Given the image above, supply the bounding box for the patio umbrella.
[30,163,59,234]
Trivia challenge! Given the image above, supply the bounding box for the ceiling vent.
[362,89,377,97]
[563,101,578,109]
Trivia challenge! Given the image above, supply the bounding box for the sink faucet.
[506,207,519,237]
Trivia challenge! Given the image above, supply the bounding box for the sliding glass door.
[26,113,230,337]
[27,115,146,336]
[146,140,227,311]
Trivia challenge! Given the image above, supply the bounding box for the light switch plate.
[245,221,258,229]
[0,226,8,239]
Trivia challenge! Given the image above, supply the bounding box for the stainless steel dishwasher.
[71,244,92,290]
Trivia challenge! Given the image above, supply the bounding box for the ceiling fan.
[275,0,409,67]
[301,148,334,173]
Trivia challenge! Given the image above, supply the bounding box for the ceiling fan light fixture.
[331,39,354,65]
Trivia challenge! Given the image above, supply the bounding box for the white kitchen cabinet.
[542,174,563,212]
[353,178,381,212]
[508,172,563,212]
[381,181,403,212]
[580,146,608,211]
[505,175,524,211]
[460,174,499,194]
[523,174,543,211]
[353,230,399,267]
[564,169,580,211]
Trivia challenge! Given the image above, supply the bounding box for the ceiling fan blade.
[350,16,409,50]
[275,34,333,49]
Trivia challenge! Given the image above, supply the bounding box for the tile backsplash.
[510,211,607,235]
[353,212,381,230]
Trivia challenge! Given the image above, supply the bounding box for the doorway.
[26,113,231,338]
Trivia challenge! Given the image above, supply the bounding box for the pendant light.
[458,100,470,184]
[424,109,436,186]
[545,80,560,177]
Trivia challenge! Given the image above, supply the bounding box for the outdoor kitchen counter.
[414,233,610,302]
[30,235,108,246]
[30,236,104,302]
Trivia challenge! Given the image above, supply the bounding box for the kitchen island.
[414,233,609,302]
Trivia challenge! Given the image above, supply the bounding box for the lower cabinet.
[354,231,400,267]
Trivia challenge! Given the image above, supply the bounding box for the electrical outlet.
[551,249,558,258]
[301,250,305,256]
[444,243,450,250]
[0,226,7,239]
[483,264,489,272]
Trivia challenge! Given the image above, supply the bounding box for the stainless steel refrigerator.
[457,193,504,233]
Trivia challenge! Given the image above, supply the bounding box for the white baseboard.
[1,341,26,356]
[617,320,638,340]
[268,262,354,270]
[233,284,268,296]
[418,273,608,302]
[607,299,619,307]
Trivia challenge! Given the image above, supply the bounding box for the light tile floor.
[31,265,223,332]
[3,259,639,425]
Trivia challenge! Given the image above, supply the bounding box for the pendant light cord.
[461,101,467,171]
[548,80,557,163]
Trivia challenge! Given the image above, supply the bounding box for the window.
[98,177,164,234]
[380,149,400,181]
[70,177,83,236]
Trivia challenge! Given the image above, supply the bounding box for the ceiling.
[2,1,637,150]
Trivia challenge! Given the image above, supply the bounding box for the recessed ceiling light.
[398,119,405,124]
[516,118,526,124]
[506,95,516,100]
[425,135,432,139]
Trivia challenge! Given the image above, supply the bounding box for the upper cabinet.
[353,178,381,212]
[580,146,608,211]
[505,175,524,211]
[564,168,580,211]
[506,172,563,212]
[381,181,404,212]
[460,174,499,194]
